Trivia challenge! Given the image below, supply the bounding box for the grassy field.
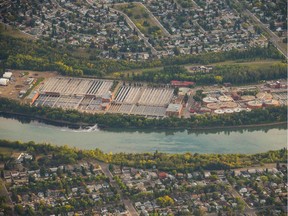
[0,147,17,157]
[0,23,35,39]
[114,3,165,38]
[186,59,285,71]
[107,59,285,79]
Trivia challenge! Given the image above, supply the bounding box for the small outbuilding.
[3,72,12,79]
[0,78,9,86]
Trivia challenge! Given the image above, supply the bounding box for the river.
[0,116,287,154]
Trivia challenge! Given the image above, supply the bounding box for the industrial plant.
[197,86,285,115]
[0,70,286,118]
[31,77,181,117]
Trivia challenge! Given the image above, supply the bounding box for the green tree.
[15,204,25,215]
[183,93,189,104]
[173,87,179,96]
[156,195,174,207]
[109,164,114,172]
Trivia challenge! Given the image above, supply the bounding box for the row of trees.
[6,54,83,76]
[213,63,287,84]
[0,35,161,76]
[0,139,287,172]
[161,46,284,66]
[130,63,287,84]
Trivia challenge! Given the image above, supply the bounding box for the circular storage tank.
[247,100,263,109]
[214,109,224,114]
[263,99,280,107]
[203,97,218,104]
[220,102,238,108]
[256,92,273,100]
[240,95,255,101]
[224,109,234,114]
[207,103,221,110]
[218,95,233,102]
[233,108,244,113]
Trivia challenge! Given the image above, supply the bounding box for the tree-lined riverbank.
[0,98,287,130]
[0,139,286,171]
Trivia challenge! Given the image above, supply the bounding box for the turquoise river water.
[0,116,287,154]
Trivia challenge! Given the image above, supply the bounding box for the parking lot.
[0,70,56,100]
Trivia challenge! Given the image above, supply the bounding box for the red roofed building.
[158,172,168,179]
[171,80,195,87]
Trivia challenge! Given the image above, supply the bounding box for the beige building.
[166,104,183,117]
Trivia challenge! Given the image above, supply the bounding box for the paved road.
[110,7,158,56]
[86,0,158,55]
[193,20,206,34]
[183,93,194,118]
[191,0,200,8]
[0,180,12,205]
[137,2,171,37]
[0,179,14,214]
[98,162,139,216]
[229,185,257,216]
[87,0,158,56]
[232,163,283,172]
[241,8,287,58]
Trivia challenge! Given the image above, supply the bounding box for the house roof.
[158,172,168,179]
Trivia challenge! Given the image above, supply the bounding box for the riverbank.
[0,139,287,171]
[0,97,287,132]
[187,121,287,131]
[0,111,92,128]
[0,110,287,132]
